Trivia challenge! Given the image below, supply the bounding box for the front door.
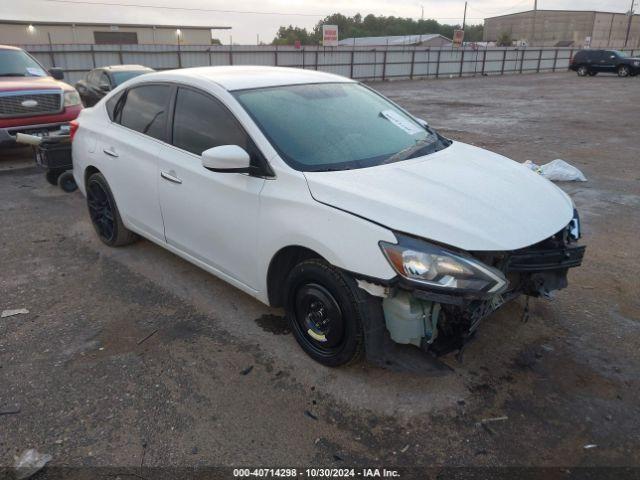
[157,86,265,289]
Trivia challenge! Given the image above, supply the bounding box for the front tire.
[618,65,630,77]
[86,172,138,247]
[284,259,365,367]
[577,65,589,76]
[588,71,598,76]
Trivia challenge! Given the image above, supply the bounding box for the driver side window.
[172,87,249,156]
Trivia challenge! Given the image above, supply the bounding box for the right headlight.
[380,234,507,294]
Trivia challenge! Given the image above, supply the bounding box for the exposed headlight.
[380,235,507,294]
[64,90,81,107]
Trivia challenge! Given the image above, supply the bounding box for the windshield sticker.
[380,110,423,135]
[26,67,46,77]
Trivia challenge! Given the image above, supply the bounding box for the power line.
[37,0,485,21]
[38,0,326,17]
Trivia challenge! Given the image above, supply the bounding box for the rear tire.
[618,65,630,77]
[588,71,598,76]
[577,65,589,76]
[284,259,365,367]
[86,172,138,247]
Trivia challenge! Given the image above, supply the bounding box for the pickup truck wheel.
[577,66,589,76]
[45,169,63,186]
[86,172,138,247]
[618,65,630,77]
[284,259,364,367]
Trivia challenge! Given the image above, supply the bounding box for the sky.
[0,0,633,44]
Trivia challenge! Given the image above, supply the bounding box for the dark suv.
[570,49,640,77]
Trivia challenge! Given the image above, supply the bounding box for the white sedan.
[71,66,585,367]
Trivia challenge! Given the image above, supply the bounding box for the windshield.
[0,49,47,77]
[234,83,449,171]
[112,70,150,86]
[612,50,629,58]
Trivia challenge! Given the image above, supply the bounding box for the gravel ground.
[0,72,638,477]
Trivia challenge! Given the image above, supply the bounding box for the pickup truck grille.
[0,91,63,118]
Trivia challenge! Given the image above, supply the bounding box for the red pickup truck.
[1,45,82,147]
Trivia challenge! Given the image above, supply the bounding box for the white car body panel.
[304,141,574,251]
[72,66,574,307]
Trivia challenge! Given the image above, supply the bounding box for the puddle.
[255,314,290,335]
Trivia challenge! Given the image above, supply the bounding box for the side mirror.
[99,84,111,92]
[201,145,251,173]
[49,67,64,80]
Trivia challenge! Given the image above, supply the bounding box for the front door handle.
[161,171,182,184]
[103,148,118,158]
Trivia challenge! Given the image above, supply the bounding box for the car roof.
[103,64,153,71]
[0,45,23,51]
[140,66,355,91]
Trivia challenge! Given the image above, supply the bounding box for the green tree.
[496,32,512,47]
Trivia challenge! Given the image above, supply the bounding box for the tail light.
[69,120,79,142]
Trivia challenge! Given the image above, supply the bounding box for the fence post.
[177,43,182,69]
[518,49,524,74]
[435,50,441,78]
[302,46,305,69]
[90,44,96,68]
[536,48,542,72]
[481,49,487,75]
[568,48,573,70]
[409,49,416,79]
[382,50,387,81]
[500,49,506,75]
[274,46,278,66]
[118,45,123,65]
[209,47,213,66]
[552,48,558,72]
[315,49,319,71]
[350,49,355,78]
[459,48,465,77]
[229,45,233,66]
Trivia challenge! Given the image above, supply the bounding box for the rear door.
[601,51,618,72]
[156,86,266,289]
[98,83,171,242]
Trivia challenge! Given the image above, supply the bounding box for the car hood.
[303,141,574,251]
[0,76,69,92]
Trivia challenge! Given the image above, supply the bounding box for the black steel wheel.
[86,172,138,247]
[57,171,78,192]
[285,259,364,366]
[618,65,630,77]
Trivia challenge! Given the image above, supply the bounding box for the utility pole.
[624,0,636,48]
[531,0,537,47]
[462,1,467,30]
[421,5,424,21]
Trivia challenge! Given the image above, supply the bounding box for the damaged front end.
[364,211,585,361]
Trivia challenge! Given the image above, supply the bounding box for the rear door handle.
[161,171,182,184]
[103,148,118,158]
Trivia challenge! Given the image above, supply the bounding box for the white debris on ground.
[523,159,587,182]
[1,308,29,318]
[14,449,52,479]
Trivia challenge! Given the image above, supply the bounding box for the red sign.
[322,25,338,47]
[294,40,301,49]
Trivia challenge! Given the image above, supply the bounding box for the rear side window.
[119,85,170,141]
[172,87,249,155]
[106,90,124,121]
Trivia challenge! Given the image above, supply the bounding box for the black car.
[75,65,154,106]
[569,49,640,77]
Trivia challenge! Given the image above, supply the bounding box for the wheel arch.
[84,165,101,188]
[266,245,325,307]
